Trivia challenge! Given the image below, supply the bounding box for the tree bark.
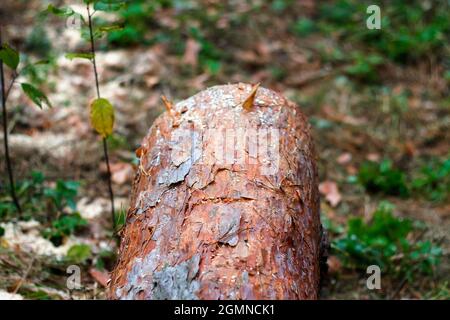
[109,83,323,299]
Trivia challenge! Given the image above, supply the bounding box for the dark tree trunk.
[109,84,323,299]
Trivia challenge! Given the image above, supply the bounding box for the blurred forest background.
[0,0,448,299]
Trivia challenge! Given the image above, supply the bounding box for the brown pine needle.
[12,256,35,294]
[242,83,260,111]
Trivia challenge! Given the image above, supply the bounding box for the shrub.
[358,159,409,197]
[42,213,88,246]
[332,201,442,281]
[412,157,450,202]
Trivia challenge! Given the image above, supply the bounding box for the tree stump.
[109,83,324,299]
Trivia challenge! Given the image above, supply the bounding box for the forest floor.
[0,0,449,299]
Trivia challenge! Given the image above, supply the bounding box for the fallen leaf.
[403,141,416,157]
[322,105,366,126]
[182,38,200,67]
[100,162,134,185]
[242,83,260,111]
[337,152,352,165]
[144,75,160,88]
[111,162,134,185]
[327,255,342,274]
[367,153,380,162]
[89,268,109,287]
[191,73,210,90]
[346,165,358,175]
[319,181,342,207]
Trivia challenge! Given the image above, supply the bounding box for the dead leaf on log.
[242,83,260,111]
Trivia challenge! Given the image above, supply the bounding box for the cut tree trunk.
[109,83,324,300]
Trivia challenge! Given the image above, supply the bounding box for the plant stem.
[103,137,116,231]
[87,5,101,99]
[0,26,21,214]
[87,4,116,232]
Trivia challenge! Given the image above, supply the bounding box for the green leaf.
[33,59,51,65]
[24,290,51,300]
[46,4,75,17]
[21,83,52,109]
[97,25,124,33]
[65,52,94,61]
[90,98,115,137]
[94,0,126,12]
[0,43,20,70]
[67,244,92,263]
[293,18,316,36]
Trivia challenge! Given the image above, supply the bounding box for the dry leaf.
[242,83,260,111]
[367,153,380,162]
[327,255,342,274]
[182,38,200,67]
[144,75,160,88]
[337,152,352,165]
[319,181,342,207]
[89,268,109,287]
[191,73,210,90]
[346,165,358,175]
[403,141,416,157]
[100,162,133,185]
[111,162,134,185]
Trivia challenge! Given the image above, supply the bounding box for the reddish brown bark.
[109,83,323,299]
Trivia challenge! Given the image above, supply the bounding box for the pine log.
[109,83,323,299]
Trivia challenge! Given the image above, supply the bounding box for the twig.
[12,256,35,294]
[4,71,18,102]
[0,26,22,214]
[389,229,429,299]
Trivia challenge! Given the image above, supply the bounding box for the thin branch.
[0,26,22,214]
[86,4,116,234]
[4,71,18,102]
[87,4,101,99]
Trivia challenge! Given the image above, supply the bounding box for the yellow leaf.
[90,98,115,137]
[242,83,260,111]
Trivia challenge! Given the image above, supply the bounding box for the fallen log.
[109,83,324,299]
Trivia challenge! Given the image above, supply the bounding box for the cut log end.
[109,83,324,300]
